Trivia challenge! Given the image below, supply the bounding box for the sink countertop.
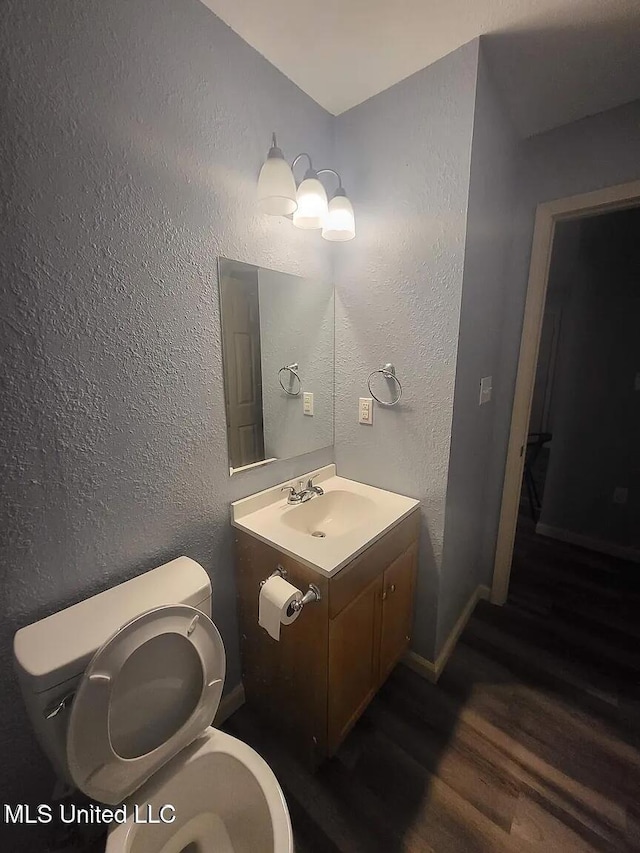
[230,464,420,577]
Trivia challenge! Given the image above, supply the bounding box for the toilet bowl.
[107,728,292,853]
[13,556,293,853]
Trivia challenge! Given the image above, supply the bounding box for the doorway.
[219,265,266,470]
[492,180,640,605]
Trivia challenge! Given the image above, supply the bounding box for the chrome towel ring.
[367,363,403,407]
[278,363,302,396]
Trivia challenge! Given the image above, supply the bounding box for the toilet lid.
[67,605,225,805]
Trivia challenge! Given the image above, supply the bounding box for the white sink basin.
[281,490,376,538]
[231,465,419,576]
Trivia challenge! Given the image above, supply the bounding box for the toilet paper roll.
[258,576,303,640]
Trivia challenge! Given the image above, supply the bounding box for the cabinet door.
[379,544,417,683]
[328,574,382,754]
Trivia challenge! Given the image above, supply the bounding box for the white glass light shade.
[292,177,328,229]
[322,193,356,241]
[257,155,297,216]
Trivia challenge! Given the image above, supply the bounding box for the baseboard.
[535,523,640,564]
[403,584,491,684]
[214,683,245,725]
[403,650,439,683]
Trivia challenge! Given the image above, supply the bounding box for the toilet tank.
[13,556,212,783]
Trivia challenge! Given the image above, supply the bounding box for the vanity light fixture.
[257,134,356,241]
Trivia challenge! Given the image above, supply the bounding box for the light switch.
[359,397,373,425]
[613,486,628,505]
[479,376,492,406]
[303,392,314,416]
[635,372,640,391]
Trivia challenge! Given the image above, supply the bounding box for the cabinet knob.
[383,584,396,600]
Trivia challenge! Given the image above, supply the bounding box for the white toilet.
[13,557,293,853]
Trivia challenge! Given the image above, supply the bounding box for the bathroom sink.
[231,465,420,576]
[281,490,376,538]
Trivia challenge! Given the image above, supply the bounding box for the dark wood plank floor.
[224,518,640,852]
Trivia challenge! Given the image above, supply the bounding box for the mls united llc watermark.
[4,803,176,825]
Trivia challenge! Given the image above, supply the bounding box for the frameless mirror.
[218,258,334,474]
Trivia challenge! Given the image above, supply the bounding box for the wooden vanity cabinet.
[234,508,419,766]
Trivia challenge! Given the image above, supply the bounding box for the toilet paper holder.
[260,566,322,615]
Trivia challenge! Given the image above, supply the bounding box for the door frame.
[491,179,640,605]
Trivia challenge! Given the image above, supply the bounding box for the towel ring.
[367,363,403,407]
[278,363,301,396]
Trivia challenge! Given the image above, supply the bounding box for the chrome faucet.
[281,477,324,505]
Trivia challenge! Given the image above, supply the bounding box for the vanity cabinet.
[234,508,419,765]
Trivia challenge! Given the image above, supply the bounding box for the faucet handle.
[281,485,296,495]
[307,476,324,494]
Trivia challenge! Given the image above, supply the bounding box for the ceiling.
[199,0,640,137]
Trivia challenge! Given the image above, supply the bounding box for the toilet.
[13,557,293,853]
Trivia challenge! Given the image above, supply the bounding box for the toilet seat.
[67,605,225,805]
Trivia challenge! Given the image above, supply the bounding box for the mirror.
[218,258,334,474]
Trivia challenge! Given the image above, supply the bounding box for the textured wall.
[0,0,333,819]
[259,268,334,461]
[540,211,640,551]
[333,41,479,660]
[437,44,521,650]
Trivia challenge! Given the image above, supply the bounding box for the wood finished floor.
[224,517,640,852]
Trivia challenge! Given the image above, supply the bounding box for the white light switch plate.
[613,486,628,505]
[479,376,493,406]
[359,397,373,425]
[303,392,314,416]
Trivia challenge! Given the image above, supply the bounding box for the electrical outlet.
[303,392,314,416]
[359,397,373,425]
[479,376,493,406]
[613,486,628,505]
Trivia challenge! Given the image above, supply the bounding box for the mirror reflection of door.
[220,270,265,469]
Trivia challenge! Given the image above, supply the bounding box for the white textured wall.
[0,0,333,820]
[333,41,480,659]
[258,268,334,461]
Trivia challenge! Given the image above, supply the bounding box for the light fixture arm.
[290,158,345,193]
[317,168,344,196]
[291,152,314,180]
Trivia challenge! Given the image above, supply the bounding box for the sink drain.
[311,530,326,538]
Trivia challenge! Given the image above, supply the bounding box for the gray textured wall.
[0,0,334,818]
[539,211,640,551]
[259,268,334,461]
[333,41,480,660]
[437,45,520,651]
